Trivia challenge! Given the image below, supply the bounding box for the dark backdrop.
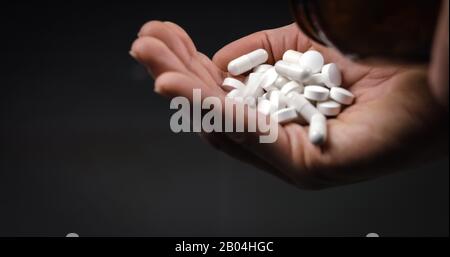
[0,1,448,237]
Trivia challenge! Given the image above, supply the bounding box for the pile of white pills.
[222,49,355,145]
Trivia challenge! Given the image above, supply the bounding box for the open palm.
[131,22,446,189]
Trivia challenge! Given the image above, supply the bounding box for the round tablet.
[330,87,355,105]
[304,85,330,102]
[222,77,245,92]
[321,63,342,88]
[281,81,304,95]
[299,50,324,73]
[253,64,273,73]
[317,100,341,117]
[271,107,298,124]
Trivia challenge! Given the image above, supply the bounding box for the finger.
[138,21,192,64]
[163,21,197,55]
[130,37,188,78]
[155,71,224,99]
[213,24,310,71]
[138,21,219,87]
[197,52,226,86]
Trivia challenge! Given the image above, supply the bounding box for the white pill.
[330,87,355,105]
[259,67,279,90]
[286,92,318,122]
[253,64,273,73]
[242,73,264,97]
[299,50,324,73]
[271,107,298,124]
[274,76,290,89]
[244,97,257,108]
[304,73,325,86]
[283,50,303,64]
[304,85,330,102]
[281,81,304,95]
[221,77,245,92]
[317,100,341,117]
[269,90,286,110]
[257,99,275,116]
[287,92,327,145]
[321,63,342,88]
[275,61,312,82]
[226,89,241,99]
[309,113,327,145]
[228,49,269,76]
[262,89,278,100]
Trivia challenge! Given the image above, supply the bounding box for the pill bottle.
[290,0,442,63]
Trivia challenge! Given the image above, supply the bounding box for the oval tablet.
[317,100,341,116]
[304,85,330,102]
[228,49,269,76]
[299,50,324,73]
[330,87,355,105]
[321,63,342,88]
[275,61,312,82]
[222,77,245,92]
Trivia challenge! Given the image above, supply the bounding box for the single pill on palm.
[275,61,312,82]
[228,49,269,76]
[309,113,327,145]
[287,92,327,145]
[271,107,298,124]
[317,100,341,116]
[330,87,355,105]
[304,85,330,101]
[321,63,342,88]
[259,67,279,90]
[222,77,245,92]
[281,81,304,95]
[257,99,275,116]
[253,64,273,73]
[299,50,324,73]
[274,76,290,89]
[283,50,303,64]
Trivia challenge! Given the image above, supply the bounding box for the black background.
[0,1,448,237]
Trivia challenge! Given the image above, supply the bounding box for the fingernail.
[129,50,137,59]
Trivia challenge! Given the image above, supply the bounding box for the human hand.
[130,22,448,189]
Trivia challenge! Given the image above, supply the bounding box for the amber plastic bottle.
[290,0,442,63]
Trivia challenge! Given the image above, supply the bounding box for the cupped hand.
[130,22,447,189]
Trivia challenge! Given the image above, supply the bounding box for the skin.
[130,22,448,189]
